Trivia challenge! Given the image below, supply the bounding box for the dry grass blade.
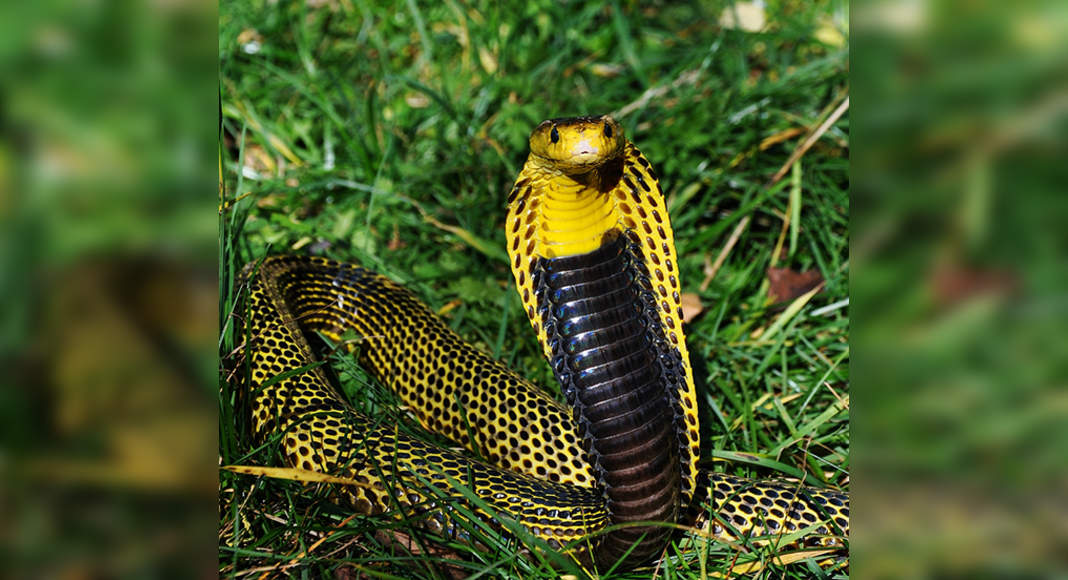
[767,96,849,186]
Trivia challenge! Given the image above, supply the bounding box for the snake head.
[529,116,625,173]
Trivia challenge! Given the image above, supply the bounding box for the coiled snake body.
[240,116,848,570]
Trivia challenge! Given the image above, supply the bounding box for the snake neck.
[506,140,701,568]
[508,142,701,512]
[532,233,682,567]
[514,154,624,259]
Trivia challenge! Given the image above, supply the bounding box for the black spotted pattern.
[238,254,850,569]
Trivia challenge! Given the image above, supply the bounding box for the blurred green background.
[1,0,217,577]
[852,0,1068,576]
[0,0,1064,576]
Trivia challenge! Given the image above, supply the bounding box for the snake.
[237,115,848,571]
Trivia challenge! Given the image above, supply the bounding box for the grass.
[219,1,849,577]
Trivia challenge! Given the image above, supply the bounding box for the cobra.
[238,115,848,570]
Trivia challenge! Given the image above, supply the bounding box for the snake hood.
[506,115,702,565]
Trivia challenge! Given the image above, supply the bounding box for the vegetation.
[220,0,848,577]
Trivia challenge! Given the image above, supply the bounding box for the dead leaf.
[255,193,284,208]
[760,127,806,151]
[333,566,360,580]
[236,28,263,46]
[243,144,275,176]
[478,46,498,74]
[405,91,430,108]
[767,267,824,303]
[680,293,704,323]
[590,63,625,77]
[719,0,766,32]
[387,223,405,251]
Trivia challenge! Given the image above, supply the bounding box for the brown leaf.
[236,28,263,46]
[255,193,284,208]
[242,144,275,176]
[333,566,360,580]
[767,267,824,303]
[387,223,406,251]
[680,292,704,323]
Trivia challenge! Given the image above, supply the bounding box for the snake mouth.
[542,146,618,175]
[561,155,606,172]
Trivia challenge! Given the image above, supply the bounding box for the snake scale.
[239,116,848,571]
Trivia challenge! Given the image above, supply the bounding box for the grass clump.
[220,1,848,577]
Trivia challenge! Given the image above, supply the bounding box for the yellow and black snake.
[237,116,848,571]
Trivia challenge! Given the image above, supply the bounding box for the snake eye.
[550,126,560,144]
[603,122,613,139]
